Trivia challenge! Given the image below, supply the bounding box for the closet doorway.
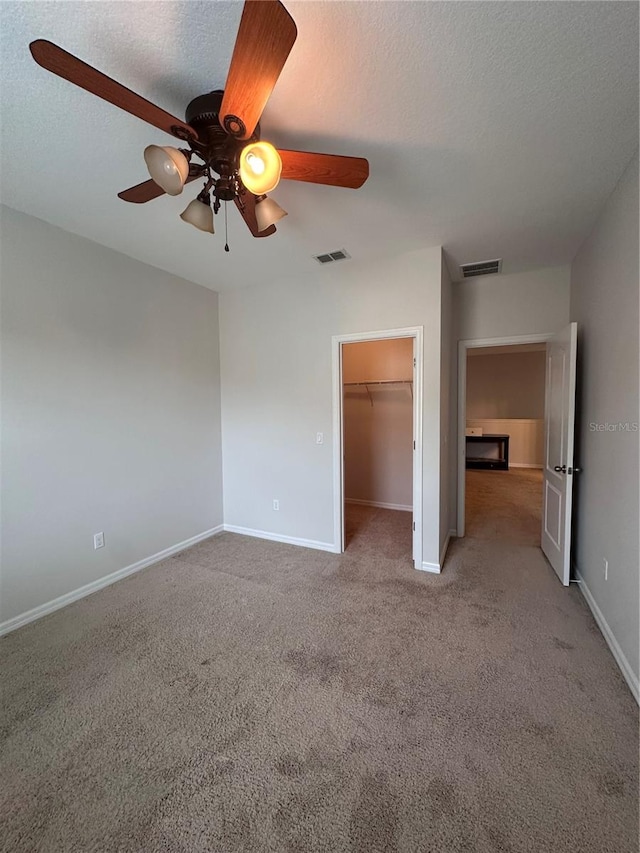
[332,328,423,568]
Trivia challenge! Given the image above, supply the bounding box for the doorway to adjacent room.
[464,341,547,545]
[457,327,579,586]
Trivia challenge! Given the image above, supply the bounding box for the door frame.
[332,326,423,568]
[457,332,554,537]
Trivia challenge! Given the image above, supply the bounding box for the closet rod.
[343,379,413,406]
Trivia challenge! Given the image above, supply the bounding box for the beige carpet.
[1,507,637,852]
[466,468,543,546]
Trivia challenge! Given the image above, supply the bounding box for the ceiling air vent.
[460,258,503,278]
[313,249,351,265]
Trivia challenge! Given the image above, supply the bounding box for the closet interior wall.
[342,338,414,510]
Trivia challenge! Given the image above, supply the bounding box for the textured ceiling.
[1,1,638,291]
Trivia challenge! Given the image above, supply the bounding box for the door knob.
[568,466,582,474]
[554,465,567,473]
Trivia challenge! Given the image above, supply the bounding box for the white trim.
[332,326,423,569]
[576,570,639,705]
[331,339,344,553]
[332,326,422,345]
[223,524,339,554]
[510,463,544,469]
[345,498,412,512]
[457,332,554,537]
[466,417,545,425]
[419,530,456,574]
[413,331,424,570]
[0,525,224,637]
[459,333,554,349]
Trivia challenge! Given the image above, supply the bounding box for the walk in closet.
[342,337,414,554]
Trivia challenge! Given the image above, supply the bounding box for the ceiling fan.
[29,0,369,248]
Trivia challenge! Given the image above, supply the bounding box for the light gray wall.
[467,351,546,419]
[0,206,223,624]
[570,153,639,684]
[219,247,445,565]
[454,265,571,342]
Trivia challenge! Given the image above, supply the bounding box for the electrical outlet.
[316,432,324,445]
[93,532,105,550]
[273,499,279,511]
[603,558,608,580]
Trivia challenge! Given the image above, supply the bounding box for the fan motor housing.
[185,90,260,173]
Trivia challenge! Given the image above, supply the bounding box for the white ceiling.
[1,1,637,291]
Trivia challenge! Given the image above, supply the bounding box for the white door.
[541,322,578,584]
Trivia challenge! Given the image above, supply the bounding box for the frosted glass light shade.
[255,195,288,232]
[180,198,214,233]
[239,141,282,195]
[144,145,189,195]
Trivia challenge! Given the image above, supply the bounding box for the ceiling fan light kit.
[255,195,288,232]
[143,145,190,196]
[29,0,369,252]
[238,141,282,195]
[180,191,215,234]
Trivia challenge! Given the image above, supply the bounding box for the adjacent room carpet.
[1,506,637,852]
[465,468,543,546]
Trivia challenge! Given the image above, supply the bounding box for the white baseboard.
[576,570,639,705]
[0,525,224,638]
[418,529,456,575]
[510,463,543,469]
[345,498,412,512]
[418,561,441,574]
[223,524,340,554]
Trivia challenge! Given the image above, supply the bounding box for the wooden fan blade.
[118,172,202,204]
[30,40,198,143]
[119,179,168,204]
[279,150,369,188]
[234,192,277,237]
[220,0,297,140]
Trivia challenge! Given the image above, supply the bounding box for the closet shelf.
[344,379,413,406]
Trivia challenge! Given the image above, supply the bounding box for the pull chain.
[224,201,230,252]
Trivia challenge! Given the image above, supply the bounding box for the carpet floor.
[1,506,637,852]
[466,468,543,547]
